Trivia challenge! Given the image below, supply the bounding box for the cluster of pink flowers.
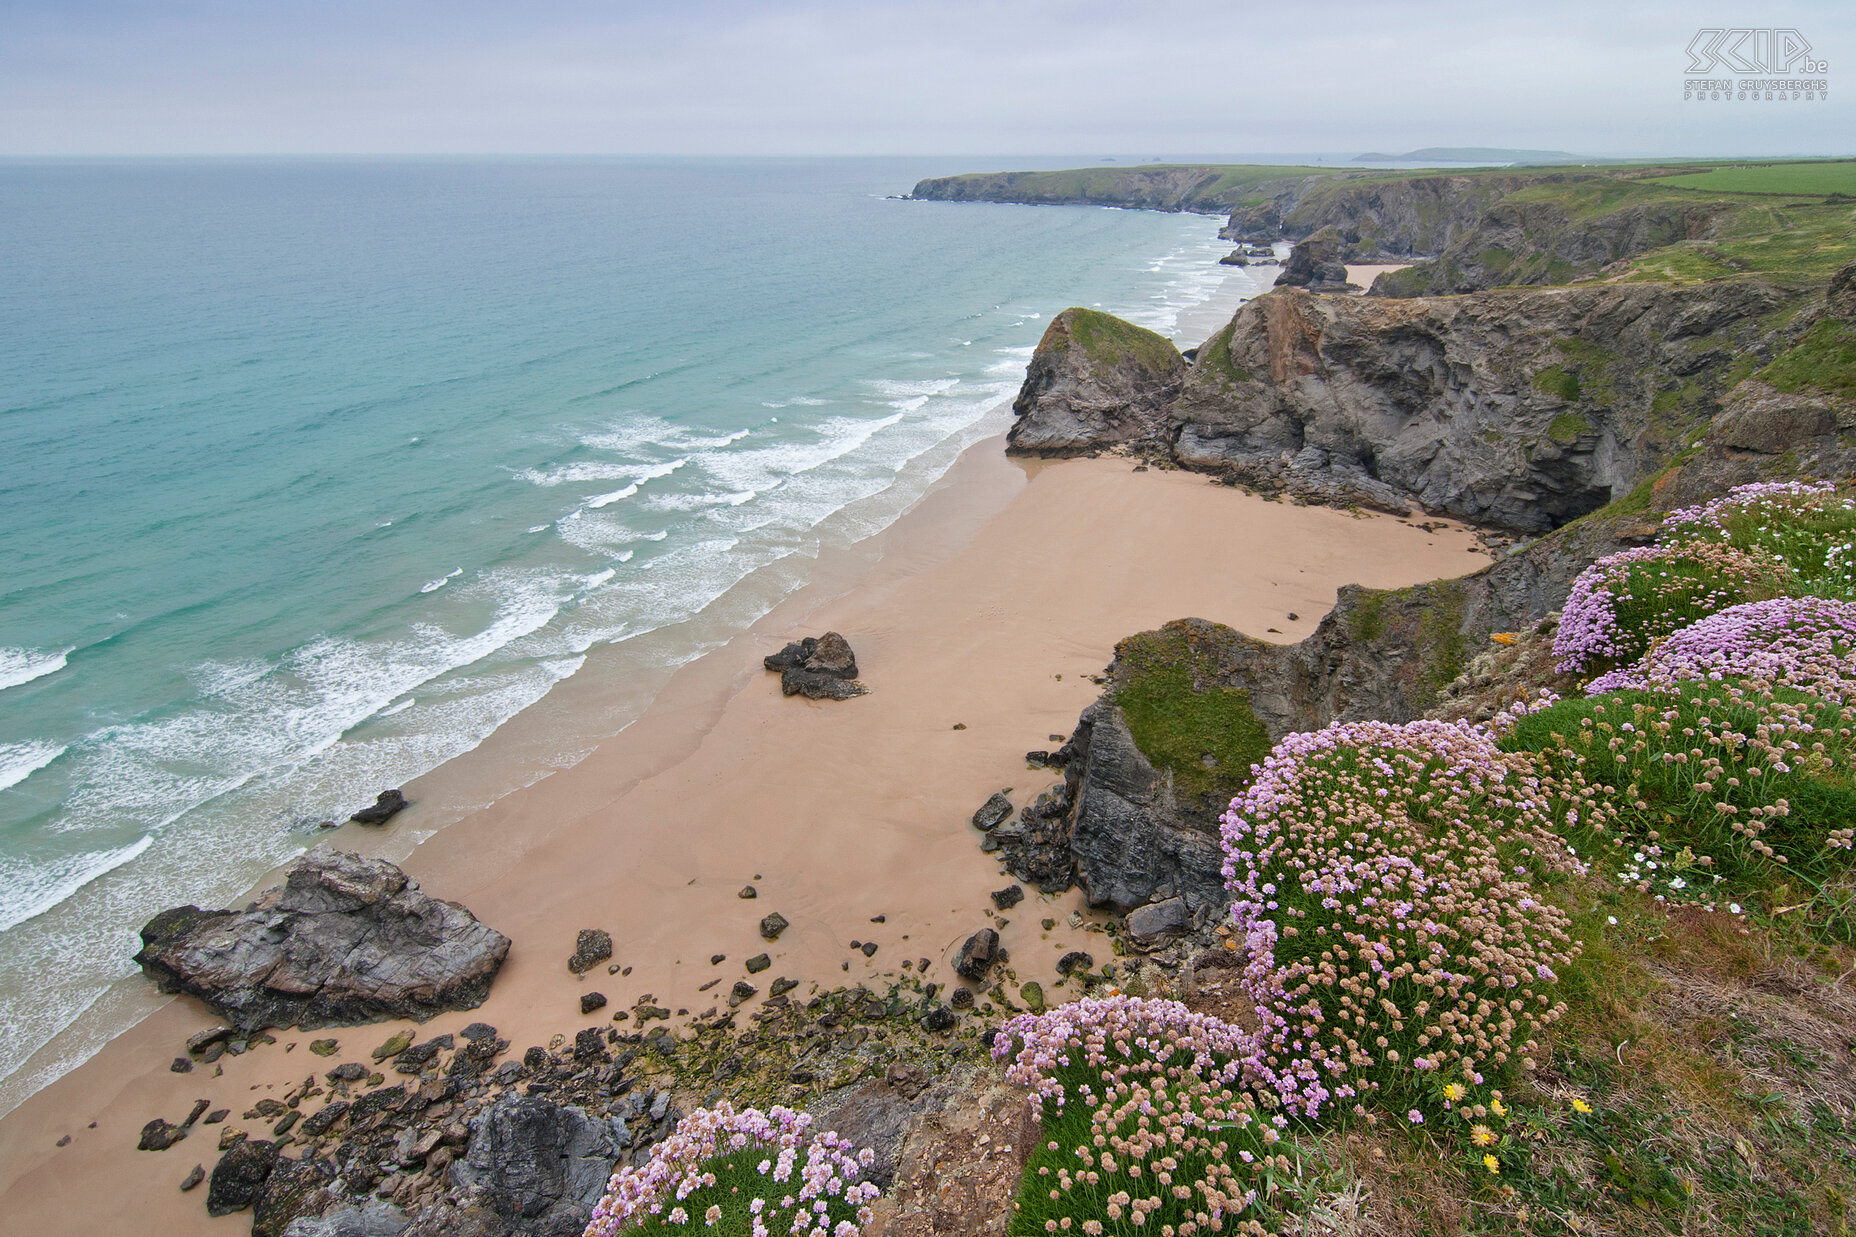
[1536,678,1854,872]
[583,1102,878,1237]
[996,997,1299,1236]
[995,995,1313,1116]
[1220,721,1580,1110]
[1553,541,1793,674]
[1587,597,1856,698]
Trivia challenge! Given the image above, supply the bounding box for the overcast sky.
[2,0,1850,157]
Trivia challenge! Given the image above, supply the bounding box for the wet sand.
[0,442,1489,1236]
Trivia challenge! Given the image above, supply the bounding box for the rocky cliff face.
[1008,307,1185,455]
[1017,278,1786,531]
[1374,198,1737,295]
[1224,173,1553,258]
[908,167,1316,214]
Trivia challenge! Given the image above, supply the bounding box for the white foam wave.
[421,568,463,593]
[0,835,154,934]
[375,698,414,719]
[0,742,66,792]
[761,396,828,409]
[0,647,72,692]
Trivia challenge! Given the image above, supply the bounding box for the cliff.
[910,161,1824,298]
[908,165,1336,215]
[1013,276,1797,530]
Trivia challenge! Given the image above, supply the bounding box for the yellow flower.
[1443,1083,1466,1102]
[1483,1154,1501,1174]
[1490,1099,1508,1118]
[1491,632,1519,645]
[1571,1097,1593,1114]
[1470,1125,1497,1147]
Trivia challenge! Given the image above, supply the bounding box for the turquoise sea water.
[0,156,1256,1109]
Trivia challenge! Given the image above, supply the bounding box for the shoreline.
[0,221,1263,1126]
[0,433,1492,1236]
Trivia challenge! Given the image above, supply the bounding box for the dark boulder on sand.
[350,790,410,826]
[765,632,869,699]
[953,929,999,982]
[134,846,511,1032]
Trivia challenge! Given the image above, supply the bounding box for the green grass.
[1113,626,1273,807]
[1054,307,1183,376]
[1758,318,1856,400]
[1533,366,1581,402]
[1650,160,1856,197]
[1193,321,1254,389]
[1547,413,1592,444]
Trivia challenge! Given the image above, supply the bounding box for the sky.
[0,0,1850,158]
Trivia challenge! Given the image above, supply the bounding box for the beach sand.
[0,442,1490,1236]
[1345,263,1410,292]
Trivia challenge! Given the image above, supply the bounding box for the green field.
[1651,160,1856,196]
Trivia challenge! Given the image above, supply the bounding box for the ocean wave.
[420,568,463,593]
[0,835,154,934]
[0,741,66,792]
[54,573,574,836]
[0,646,73,692]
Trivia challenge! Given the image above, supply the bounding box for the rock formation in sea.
[134,846,511,1031]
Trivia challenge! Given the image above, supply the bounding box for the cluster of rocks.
[160,1021,690,1237]
[134,848,511,1033]
[1218,244,1277,267]
[764,632,868,700]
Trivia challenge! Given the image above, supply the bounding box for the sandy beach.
[1345,263,1410,291]
[0,440,1489,1237]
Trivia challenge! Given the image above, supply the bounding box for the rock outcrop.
[1015,278,1783,531]
[1007,308,1185,455]
[1272,226,1353,292]
[135,846,511,1032]
[764,632,868,700]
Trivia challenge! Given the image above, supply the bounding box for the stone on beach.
[765,631,869,699]
[567,928,612,974]
[349,789,410,826]
[954,929,999,982]
[133,846,510,1032]
[970,791,1014,831]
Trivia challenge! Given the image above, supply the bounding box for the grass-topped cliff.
[914,158,1856,298]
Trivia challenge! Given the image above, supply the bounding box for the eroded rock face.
[1062,704,1229,920]
[1272,226,1352,292]
[1007,308,1185,456]
[448,1094,625,1226]
[135,846,511,1032]
[1021,277,1781,531]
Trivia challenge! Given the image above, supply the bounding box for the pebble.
[180,1164,205,1191]
[580,992,608,1015]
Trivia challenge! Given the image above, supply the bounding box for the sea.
[0,155,1271,1114]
